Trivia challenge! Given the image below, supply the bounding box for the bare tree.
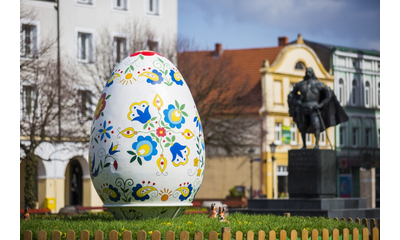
[177,40,261,156]
[20,3,89,208]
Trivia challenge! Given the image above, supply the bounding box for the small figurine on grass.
[208,203,218,218]
[218,207,229,223]
[23,206,30,221]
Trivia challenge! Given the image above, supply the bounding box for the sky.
[178,0,381,51]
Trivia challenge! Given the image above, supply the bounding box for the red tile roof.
[178,45,284,115]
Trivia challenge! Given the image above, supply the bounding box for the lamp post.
[248,148,255,199]
[269,143,277,198]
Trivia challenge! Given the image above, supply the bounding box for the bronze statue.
[288,68,348,149]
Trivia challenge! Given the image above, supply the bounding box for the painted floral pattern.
[89,51,205,212]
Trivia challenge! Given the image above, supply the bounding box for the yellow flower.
[166,222,171,225]
[187,221,192,225]
[148,231,153,235]
[193,158,199,167]
[197,169,202,176]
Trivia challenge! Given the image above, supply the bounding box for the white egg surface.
[89,51,205,219]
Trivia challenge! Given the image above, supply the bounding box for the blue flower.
[98,121,113,141]
[170,142,189,166]
[132,136,158,161]
[169,69,184,86]
[132,183,157,201]
[163,104,185,129]
[128,102,151,124]
[193,115,202,133]
[108,142,120,155]
[90,155,99,177]
[105,71,116,87]
[146,69,164,85]
[104,184,121,202]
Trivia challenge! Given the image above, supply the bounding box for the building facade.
[303,40,380,207]
[260,35,335,199]
[20,0,177,212]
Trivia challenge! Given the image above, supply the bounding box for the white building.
[20,0,178,213]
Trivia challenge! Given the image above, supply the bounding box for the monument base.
[288,149,336,198]
[231,198,380,219]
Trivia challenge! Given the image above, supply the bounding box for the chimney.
[214,43,222,57]
[278,36,288,47]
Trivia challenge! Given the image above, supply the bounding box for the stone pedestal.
[288,149,336,198]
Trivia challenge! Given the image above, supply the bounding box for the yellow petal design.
[138,144,150,156]
[182,129,194,140]
[176,186,190,197]
[157,155,167,173]
[108,72,120,84]
[120,127,135,138]
[139,71,159,81]
[103,188,118,198]
[153,94,163,109]
[136,186,157,198]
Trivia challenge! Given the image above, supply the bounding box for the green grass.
[20,212,364,240]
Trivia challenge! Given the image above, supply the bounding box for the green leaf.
[125,67,130,74]
[150,123,155,128]
[164,143,170,148]
[139,54,144,60]
[122,188,129,193]
[164,70,168,75]
[100,161,103,169]
[94,138,98,144]
[130,156,137,163]
[166,137,171,142]
[127,151,136,155]
[157,57,164,64]
[101,112,104,116]
[106,95,111,99]
[172,135,175,142]
[143,123,148,129]
[151,117,157,121]
[180,104,185,111]
[104,163,110,168]
[137,157,142,165]
[150,133,156,138]
[181,111,188,117]
[130,65,134,71]
[175,100,179,109]
[166,82,173,86]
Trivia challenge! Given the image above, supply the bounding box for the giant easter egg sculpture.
[89,51,205,220]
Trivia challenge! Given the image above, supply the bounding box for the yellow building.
[259,35,335,199]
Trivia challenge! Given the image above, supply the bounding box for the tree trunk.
[24,153,37,209]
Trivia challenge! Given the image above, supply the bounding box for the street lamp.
[248,148,255,199]
[269,143,277,198]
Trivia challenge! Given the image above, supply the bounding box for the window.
[78,90,93,121]
[365,81,371,107]
[352,127,359,147]
[146,0,160,15]
[273,80,282,104]
[274,122,282,144]
[378,129,380,147]
[351,79,358,106]
[77,0,93,4]
[339,126,346,146]
[295,61,305,70]
[290,123,297,145]
[352,58,358,68]
[320,131,326,146]
[338,78,344,104]
[365,128,372,147]
[77,32,93,63]
[114,0,127,10]
[21,24,38,58]
[147,39,159,52]
[113,37,127,63]
[22,85,37,119]
[306,133,312,146]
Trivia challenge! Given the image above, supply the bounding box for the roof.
[178,46,284,115]
[290,39,380,72]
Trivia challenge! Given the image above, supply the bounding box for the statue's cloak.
[288,89,348,133]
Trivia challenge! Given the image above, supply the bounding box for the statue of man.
[288,67,348,149]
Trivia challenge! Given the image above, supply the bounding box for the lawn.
[20,211,364,240]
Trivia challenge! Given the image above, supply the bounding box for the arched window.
[338,78,344,104]
[365,81,371,107]
[295,61,305,70]
[351,79,358,106]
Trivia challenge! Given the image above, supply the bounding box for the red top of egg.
[130,51,163,57]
